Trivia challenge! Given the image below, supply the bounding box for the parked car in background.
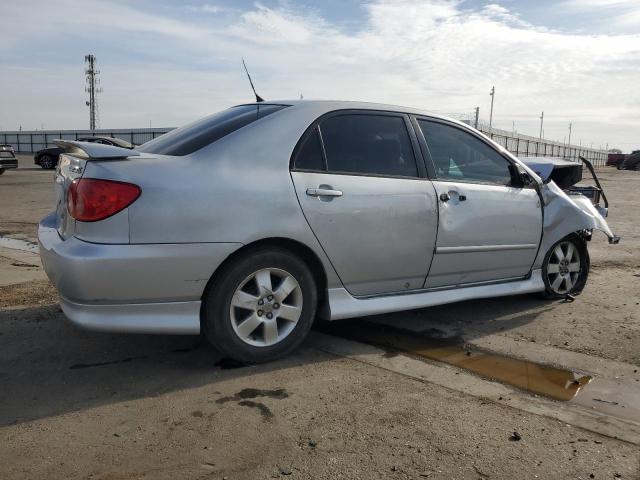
[0,144,18,175]
[622,150,640,171]
[606,153,626,169]
[607,150,640,170]
[38,100,619,363]
[34,136,134,169]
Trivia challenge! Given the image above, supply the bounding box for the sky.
[1,0,639,151]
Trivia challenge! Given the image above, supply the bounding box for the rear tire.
[0,169,4,175]
[616,161,624,170]
[39,155,55,169]
[541,234,589,299]
[202,248,317,363]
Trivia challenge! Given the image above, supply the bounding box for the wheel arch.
[200,237,330,326]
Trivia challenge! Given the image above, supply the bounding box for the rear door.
[291,111,439,296]
[415,118,543,288]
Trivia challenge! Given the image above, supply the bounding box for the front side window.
[319,114,418,177]
[418,120,513,185]
[138,104,288,156]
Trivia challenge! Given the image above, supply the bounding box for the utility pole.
[568,122,572,146]
[474,107,479,129]
[512,120,515,136]
[539,111,544,139]
[84,54,102,132]
[489,86,495,131]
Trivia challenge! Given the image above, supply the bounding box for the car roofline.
[232,99,463,125]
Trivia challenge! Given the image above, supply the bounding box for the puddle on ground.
[317,320,591,402]
[0,236,39,253]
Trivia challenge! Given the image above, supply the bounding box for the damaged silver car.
[37,101,618,363]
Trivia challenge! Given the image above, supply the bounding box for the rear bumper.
[38,212,241,334]
[0,158,17,169]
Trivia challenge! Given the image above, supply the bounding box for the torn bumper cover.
[520,156,620,268]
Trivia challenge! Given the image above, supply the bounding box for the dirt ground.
[1,156,639,479]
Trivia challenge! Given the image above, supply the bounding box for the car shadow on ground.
[0,293,553,427]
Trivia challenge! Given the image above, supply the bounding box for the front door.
[416,118,543,288]
[290,112,438,296]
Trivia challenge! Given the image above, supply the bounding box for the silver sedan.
[38,100,617,363]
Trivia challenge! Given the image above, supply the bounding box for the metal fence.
[0,128,174,154]
[0,123,609,166]
[471,121,608,166]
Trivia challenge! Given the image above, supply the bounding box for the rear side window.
[138,104,289,156]
[293,127,325,171]
[418,120,513,185]
[319,114,418,177]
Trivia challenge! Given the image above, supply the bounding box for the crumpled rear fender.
[533,181,617,268]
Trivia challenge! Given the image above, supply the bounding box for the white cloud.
[562,0,640,29]
[1,0,639,149]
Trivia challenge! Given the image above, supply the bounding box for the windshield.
[137,104,289,156]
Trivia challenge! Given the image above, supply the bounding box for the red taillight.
[68,178,141,222]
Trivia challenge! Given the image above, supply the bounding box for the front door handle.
[306,188,343,198]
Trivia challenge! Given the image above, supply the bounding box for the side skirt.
[328,269,544,320]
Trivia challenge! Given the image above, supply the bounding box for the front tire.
[202,248,317,363]
[541,234,589,299]
[0,169,4,175]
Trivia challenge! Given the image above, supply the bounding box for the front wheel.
[541,234,589,299]
[202,248,317,363]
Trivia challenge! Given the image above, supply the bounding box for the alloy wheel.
[40,155,54,169]
[546,241,581,295]
[229,267,303,347]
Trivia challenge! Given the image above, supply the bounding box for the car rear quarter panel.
[85,105,343,289]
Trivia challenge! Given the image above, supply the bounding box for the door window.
[320,114,418,177]
[418,120,513,185]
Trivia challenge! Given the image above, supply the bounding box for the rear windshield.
[138,104,289,156]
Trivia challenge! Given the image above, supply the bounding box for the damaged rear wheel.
[542,234,589,299]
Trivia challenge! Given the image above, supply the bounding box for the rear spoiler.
[53,140,140,160]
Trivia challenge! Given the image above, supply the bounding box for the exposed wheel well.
[200,237,330,323]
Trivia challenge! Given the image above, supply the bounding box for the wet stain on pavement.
[216,388,289,404]
[318,320,592,402]
[238,400,274,420]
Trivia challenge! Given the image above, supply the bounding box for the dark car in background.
[607,150,640,170]
[34,136,134,169]
[0,144,18,175]
[623,150,640,170]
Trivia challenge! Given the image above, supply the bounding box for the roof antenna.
[242,58,264,103]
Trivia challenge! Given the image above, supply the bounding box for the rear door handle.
[440,192,466,202]
[306,188,343,198]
